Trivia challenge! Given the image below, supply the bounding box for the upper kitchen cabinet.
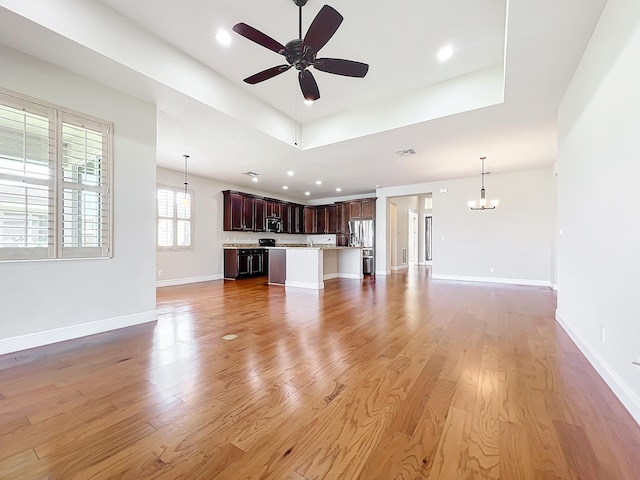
[304,206,317,234]
[266,200,282,219]
[349,198,376,219]
[281,203,291,233]
[223,190,260,231]
[291,204,305,234]
[255,198,266,232]
[336,203,348,234]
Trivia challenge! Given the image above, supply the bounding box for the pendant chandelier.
[468,156,499,210]
[182,154,190,207]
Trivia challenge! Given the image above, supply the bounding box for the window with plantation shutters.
[0,89,112,261]
[157,185,194,251]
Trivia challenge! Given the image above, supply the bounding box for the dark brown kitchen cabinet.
[268,249,286,285]
[223,191,248,231]
[223,190,264,232]
[315,206,327,233]
[336,203,348,234]
[361,199,375,219]
[291,204,305,234]
[224,248,267,279]
[326,205,337,233]
[336,233,349,246]
[281,203,291,233]
[255,198,266,232]
[304,206,316,234]
[348,198,376,220]
[242,196,256,231]
[266,200,282,219]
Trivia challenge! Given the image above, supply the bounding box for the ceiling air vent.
[396,148,417,157]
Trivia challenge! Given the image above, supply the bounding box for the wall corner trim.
[555,310,640,427]
[0,310,158,356]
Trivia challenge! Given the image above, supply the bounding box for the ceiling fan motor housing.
[285,39,316,70]
[293,0,309,6]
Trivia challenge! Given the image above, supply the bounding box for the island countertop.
[222,244,361,250]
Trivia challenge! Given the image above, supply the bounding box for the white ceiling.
[0,0,608,200]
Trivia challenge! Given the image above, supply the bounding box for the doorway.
[425,215,433,263]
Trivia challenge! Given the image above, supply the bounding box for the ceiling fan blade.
[232,23,286,54]
[299,70,320,101]
[314,58,369,78]
[303,5,343,54]
[244,65,292,84]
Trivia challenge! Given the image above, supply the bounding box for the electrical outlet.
[158,270,163,277]
[600,325,605,343]
[490,267,494,273]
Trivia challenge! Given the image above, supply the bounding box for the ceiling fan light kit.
[468,157,499,210]
[232,0,369,102]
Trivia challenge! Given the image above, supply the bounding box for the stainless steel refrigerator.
[349,219,375,274]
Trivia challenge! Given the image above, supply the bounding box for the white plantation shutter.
[157,186,193,251]
[0,89,112,261]
[60,114,110,258]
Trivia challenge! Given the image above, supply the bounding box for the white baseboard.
[285,280,324,290]
[552,283,558,291]
[156,274,223,287]
[375,270,391,276]
[323,273,363,280]
[0,310,158,356]
[555,311,640,427]
[431,274,551,287]
[390,265,409,271]
[338,273,363,280]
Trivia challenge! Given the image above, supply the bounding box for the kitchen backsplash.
[220,232,336,245]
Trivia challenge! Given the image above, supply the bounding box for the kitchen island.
[222,244,363,290]
[284,246,362,290]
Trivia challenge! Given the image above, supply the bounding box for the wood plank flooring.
[1,268,639,479]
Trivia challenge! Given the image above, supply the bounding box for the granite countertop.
[222,243,361,250]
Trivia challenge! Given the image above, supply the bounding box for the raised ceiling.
[0,0,607,199]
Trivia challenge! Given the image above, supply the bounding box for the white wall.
[0,46,157,353]
[376,168,554,285]
[557,0,640,424]
[156,167,307,285]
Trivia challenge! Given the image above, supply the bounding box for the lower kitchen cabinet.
[224,248,268,279]
[268,249,286,285]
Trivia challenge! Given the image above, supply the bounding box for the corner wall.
[376,168,554,285]
[0,46,157,354]
[557,0,640,424]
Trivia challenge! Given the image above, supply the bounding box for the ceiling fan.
[232,0,369,103]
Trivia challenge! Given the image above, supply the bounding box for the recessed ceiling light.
[282,186,288,190]
[251,177,259,183]
[216,29,232,46]
[336,187,342,192]
[315,180,322,185]
[438,45,453,62]
[287,171,294,176]
[305,191,310,196]
[304,99,315,106]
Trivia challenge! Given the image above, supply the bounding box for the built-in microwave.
[266,217,282,233]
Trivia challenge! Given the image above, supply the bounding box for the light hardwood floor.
[1,268,639,479]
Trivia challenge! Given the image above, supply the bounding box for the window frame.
[156,183,195,252]
[0,87,113,262]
